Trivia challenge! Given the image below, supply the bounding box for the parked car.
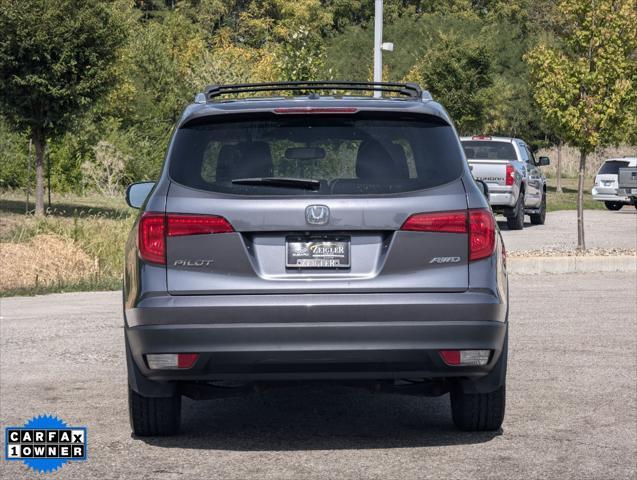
[123,81,508,436]
[592,157,637,210]
[460,136,550,230]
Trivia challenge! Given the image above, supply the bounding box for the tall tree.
[0,0,125,214]
[526,0,637,249]
[405,36,493,134]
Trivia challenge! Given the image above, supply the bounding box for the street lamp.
[373,0,393,97]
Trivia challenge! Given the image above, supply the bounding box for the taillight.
[138,213,234,264]
[400,209,495,262]
[167,214,234,237]
[505,163,515,186]
[468,209,496,261]
[400,211,467,233]
[138,213,166,265]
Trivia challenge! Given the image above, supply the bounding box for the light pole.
[373,0,393,98]
[373,0,383,97]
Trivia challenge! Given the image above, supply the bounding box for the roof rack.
[202,81,423,101]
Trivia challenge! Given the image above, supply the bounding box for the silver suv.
[123,81,508,436]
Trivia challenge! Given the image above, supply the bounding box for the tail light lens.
[167,214,234,237]
[138,213,234,265]
[138,213,166,265]
[505,164,515,186]
[400,209,496,262]
[468,209,496,261]
[400,211,467,233]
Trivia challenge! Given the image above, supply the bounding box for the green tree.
[276,26,328,81]
[0,0,126,214]
[0,118,29,189]
[405,36,493,134]
[526,0,637,249]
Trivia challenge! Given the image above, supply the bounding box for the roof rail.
[202,81,423,101]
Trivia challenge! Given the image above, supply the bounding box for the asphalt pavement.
[498,209,636,251]
[1,273,636,479]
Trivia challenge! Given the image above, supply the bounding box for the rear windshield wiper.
[231,177,321,190]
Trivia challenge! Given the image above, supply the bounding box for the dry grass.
[537,144,637,178]
[1,190,134,295]
[0,234,99,290]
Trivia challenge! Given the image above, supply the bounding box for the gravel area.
[1,273,636,479]
[499,209,636,252]
[507,247,636,257]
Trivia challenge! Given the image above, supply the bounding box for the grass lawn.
[546,176,604,212]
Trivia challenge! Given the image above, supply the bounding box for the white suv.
[592,157,637,210]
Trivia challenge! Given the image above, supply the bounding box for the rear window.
[168,113,463,196]
[598,160,629,175]
[461,141,517,161]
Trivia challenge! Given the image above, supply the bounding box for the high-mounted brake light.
[505,163,515,186]
[472,135,492,140]
[273,107,359,114]
[138,213,234,265]
[400,209,495,262]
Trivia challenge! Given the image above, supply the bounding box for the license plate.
[286,237,350,268]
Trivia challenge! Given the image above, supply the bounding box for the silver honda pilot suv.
[124,81,508,436]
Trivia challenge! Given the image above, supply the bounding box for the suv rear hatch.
[596,160,630,195]
[163,111,471,295]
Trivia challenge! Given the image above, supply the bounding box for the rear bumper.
[487,190,516,208]
[591,190,630,202]
[125,291,507,383]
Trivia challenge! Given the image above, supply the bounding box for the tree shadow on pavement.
[139,386,501,451]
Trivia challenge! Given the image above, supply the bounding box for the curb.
[508,255,636,275]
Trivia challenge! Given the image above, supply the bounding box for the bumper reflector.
[146,353,199,370]
[440,349,491,366]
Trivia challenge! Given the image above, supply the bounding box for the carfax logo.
[4,415,87,474]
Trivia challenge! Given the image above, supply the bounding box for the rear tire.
[604,201,624,211]
[506,195,525,230]
[129,386,181,436]
[530,192,547,225]
[450,384,506,431]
